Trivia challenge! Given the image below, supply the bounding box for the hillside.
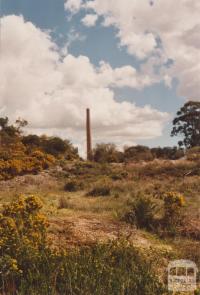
[0,157,200,293]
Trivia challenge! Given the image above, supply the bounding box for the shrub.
[0,116,79,180]
[0,146,55,180]
[162,191,185,233]
[93,143,123,163]
[0,195,48,293]
[0,197,166,294]
[22,135,79,160]
[123,195,158,230]
[110,171,128,181]
[137,160,199,178]
[186,147,200,161]
[54,240,165,295]
[41,136,79,159]
[124,145,153,162]
[86,183,111,197]
[151,146,184,160]
[64,180,84,192]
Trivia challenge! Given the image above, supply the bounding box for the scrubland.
[0,157,200,294]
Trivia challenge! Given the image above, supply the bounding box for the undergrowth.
[0,195,167,295]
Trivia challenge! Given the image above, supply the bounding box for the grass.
[55,193,130,217]
[0,159,200,294]
[0,159,199,223]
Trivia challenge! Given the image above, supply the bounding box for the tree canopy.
[171,101,200,148]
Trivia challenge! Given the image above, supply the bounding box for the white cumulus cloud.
[64,0,82,13]
[82,14,98,27]
[0,15,169,156]
[70,0,200,100]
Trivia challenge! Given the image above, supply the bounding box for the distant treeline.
[1,114,199,177]
[92,143,185,163]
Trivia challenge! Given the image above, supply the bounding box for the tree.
[124,145,153,162]
[15,118,28,134]
[0,117,27,139]
[42,137,70,156]
[41,137,78,158]
[93,143,123,163]
[171,101,200,148]
[151,146,184,160]
[0,117,9,130]
[0,117,25,145]
[22,134,41,147]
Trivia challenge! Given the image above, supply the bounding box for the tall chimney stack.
[86,108,92,161]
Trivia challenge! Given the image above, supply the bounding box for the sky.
[1,0,200,156]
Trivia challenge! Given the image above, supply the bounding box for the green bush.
[123,195,158,230]
[93,143,123,163]
[23,135,79,159]
[64,180,84,192]
[151,146,184,160]
[162,191,185,234]
[124,145,153,162]
[110,171,128,181]
[86,183,111,197]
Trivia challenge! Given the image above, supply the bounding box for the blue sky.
[2,0,195,152]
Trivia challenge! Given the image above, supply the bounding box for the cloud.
[0,15,169,156]
[64,0,82,13]
[65,27,86,48]
[71,0,200,100]
[82,14,98,27]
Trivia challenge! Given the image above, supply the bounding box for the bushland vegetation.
[92,101,200,163]
[0,196,166,295]
[92,144,184,163]
[1,159,200,294]
[0,117,79,180]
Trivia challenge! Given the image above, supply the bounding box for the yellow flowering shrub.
[163,191,185,230]
[0,195,48,292]
[0,145,55,180]
[0,196,165,294]
[0,195,48,251]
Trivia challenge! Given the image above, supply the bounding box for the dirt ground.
[48,215,173,254]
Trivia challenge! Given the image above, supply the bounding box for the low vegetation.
[0,158,200,294]
[123,192,186,238]
[64,179,84,192]
[0,196,166,295]
[123,194,158,230]
[86,182,111,197]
